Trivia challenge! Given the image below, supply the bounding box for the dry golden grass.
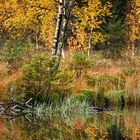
[0,62,8,80]
[0,73,21,94]
[85,59,124,80]
[0,62,22,96]
[71,77,94,94]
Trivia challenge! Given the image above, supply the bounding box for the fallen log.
[0,98,33,116]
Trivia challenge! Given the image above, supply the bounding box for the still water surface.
[0,107,140,140]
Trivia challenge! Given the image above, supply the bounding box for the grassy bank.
[0,45,140,107]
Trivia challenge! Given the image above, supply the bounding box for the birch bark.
[52,0,74,68]
[58,0,73,58]
[52,0,64,55]
[88,27,93,57]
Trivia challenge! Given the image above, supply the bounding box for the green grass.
[35,95,90,118]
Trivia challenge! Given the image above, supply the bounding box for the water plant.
[35,95,90,118]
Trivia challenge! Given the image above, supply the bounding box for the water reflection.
[0,107,140,140]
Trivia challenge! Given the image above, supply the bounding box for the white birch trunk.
[52,0,64,55]
[52,0,74,68]
[88,27,93,57]
[58,0,73,58]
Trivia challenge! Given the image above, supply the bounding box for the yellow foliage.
[0,0,56,47]
[68,29,88,53]
[125,0,140,57]
[68,0,112,52]
[79,0,112,29]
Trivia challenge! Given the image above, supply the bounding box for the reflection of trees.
[0,108,140,139]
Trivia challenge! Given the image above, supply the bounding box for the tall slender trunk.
[52,0,74,69]
[58,0,73,59]
[131,41,135,60]
[88,27,93,57]
[35,31,39,50]
[52,0,64,55]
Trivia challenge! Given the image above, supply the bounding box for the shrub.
[9,54,74,102]
[71,53,92,78]
[87,74,119,93]
[74,90,95,104]
[121,67,136,77]
[10,55,60,101]
[104,90,125,105]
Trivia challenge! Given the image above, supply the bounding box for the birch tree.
[52,0,64,55]
[68,0,112,56]
[52,0,74,57]
[58,0,74,58]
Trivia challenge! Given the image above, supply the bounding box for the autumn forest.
[0,0,140,139]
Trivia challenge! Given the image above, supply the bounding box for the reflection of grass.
[1,107,140,140]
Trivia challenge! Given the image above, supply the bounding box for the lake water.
[0,107,140,140]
